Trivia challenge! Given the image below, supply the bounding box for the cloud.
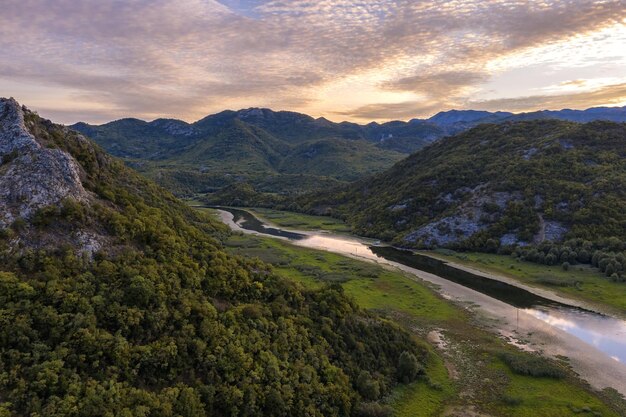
[469,82,626,112]
[382,71,488,97]
[559,79,588,87]
[333,101,444,121]
[1,0,625,123]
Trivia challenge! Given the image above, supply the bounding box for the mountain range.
[71,105,626,196]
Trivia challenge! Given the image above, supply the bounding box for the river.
[215,207,626,396]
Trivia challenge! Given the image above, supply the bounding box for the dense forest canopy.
[0,101,426,417]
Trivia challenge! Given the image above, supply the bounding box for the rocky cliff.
[0,98,90,227]
[0,98,114,254]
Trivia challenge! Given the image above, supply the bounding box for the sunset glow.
[1,0,625,123]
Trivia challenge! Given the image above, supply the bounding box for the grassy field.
[183,197,206,207]
[221,231,625,416]
[248,207,352,233]
[422,249,626,316]
[491,360,622,417]
[389,352,454,417]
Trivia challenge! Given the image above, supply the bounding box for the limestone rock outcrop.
[0,97,90,227]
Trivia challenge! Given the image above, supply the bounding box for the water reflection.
[525,308,626,363]
[217,207,626,366]
[296,235,377,258]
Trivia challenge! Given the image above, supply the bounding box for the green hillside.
[297,120,626,278]
[175,120,290,172]
[71,109,438,196]
[279,138,403,181]
[0,99,428,416]
[71,118,197,159]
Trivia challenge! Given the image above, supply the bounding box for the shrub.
[354,402,393,417]
[397,351,423,383]
[501,394,523,406]
[499,352,566,379]
[356,371,380,400]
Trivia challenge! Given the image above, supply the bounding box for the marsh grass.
[250,207,352,233]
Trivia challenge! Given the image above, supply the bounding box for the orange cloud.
[0,0,625,123]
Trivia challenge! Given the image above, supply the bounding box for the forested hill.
[72,105,626,197]
[297,120,626,260]
[71,109,436,196]
[0,98,426,416]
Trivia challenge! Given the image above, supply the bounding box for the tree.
[354,402,393,417]
[397,351,422,383]
[356,371,380,400]
[577,249,590,263]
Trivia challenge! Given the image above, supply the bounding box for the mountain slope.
[0,98,427,416]
[175,119,291,172]
[73,117,198,159]
[72,111,409,195]
[298,120,626,253]
[72,105,626,197]
[278,138,403,181]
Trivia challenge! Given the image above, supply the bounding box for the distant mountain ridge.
[409,105,626,134]
[74,104,626,151]
[71,105,626,196]
[72,110,408,195]
[422,109,513,126]
[501,106,626,123]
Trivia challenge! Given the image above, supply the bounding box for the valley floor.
[420,250,626,319]
[239,206,626,319]
[196,206,626,416]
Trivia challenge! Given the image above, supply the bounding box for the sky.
[1,0,625,124]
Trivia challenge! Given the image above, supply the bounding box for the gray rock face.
[404,186,521,246]
[149,118,197,137]
[522,147,538,160]
[500,233,528,247]
[0,98,90,227]
[405,214,484,246]
[544,221,567,241]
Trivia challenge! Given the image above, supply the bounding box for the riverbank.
[420,250,626,319]
[217,207,616,315]
[220,205,626,318]
[220,228,626,416]
[212,207,626,401]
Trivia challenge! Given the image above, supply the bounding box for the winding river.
[215,207,626,395]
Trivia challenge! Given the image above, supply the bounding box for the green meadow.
[249,207,352,233]
[423,249,626,316]
[221,231,625,416]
